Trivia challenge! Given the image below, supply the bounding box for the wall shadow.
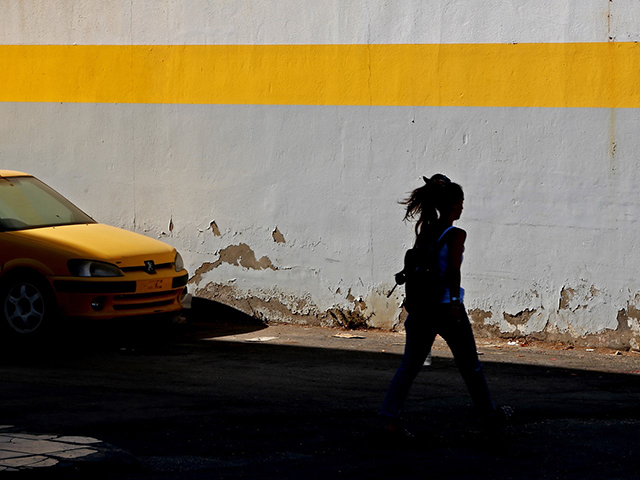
[181,296,268,340]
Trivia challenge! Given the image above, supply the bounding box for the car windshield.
[0,176,95,232]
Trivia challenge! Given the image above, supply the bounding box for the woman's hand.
[449,302,463,322]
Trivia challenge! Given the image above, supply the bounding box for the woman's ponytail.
[400,174,461,238]
[400,176,437,236]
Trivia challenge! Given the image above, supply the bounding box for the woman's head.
[401,174,464,235]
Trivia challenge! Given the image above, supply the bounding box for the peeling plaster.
[196,282,362,328]
[190,263,640,348]
[469,308,492,326]
[210,221,221,236]
[212,243,276,271]
[553,283,616,336]
[501,308,548,337]
[272,227,285,243]
[327,308,368,330]
[190,262,216,285]
[504,309,536,326]
[617,292,640,350]
[195,280,402,331]
[466,284,640,349]
[559,287,575,310]
[190,243,277,284]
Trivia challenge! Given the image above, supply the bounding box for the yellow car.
[0,170,188,338]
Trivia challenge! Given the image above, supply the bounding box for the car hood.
[10,223,176,267]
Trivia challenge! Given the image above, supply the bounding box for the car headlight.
[68,260,124,277]
[174,252,185,272]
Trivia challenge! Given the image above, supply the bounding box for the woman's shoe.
[480,405,515,430]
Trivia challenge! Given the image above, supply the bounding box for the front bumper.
[50,270,189,319]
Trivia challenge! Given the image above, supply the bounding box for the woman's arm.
[446,228,466,302]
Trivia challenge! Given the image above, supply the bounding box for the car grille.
[113,290,179,311]
[54,280,136,294]
[113,300,175,311]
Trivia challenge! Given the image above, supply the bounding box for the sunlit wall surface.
[2,1,640,348]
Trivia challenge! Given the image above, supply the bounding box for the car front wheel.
[1,274,54,337]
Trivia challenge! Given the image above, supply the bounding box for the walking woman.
[380,174,510,435]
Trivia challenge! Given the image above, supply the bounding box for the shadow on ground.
[0,296,266,358]
[0,304,638,479]
[183,296,268,340]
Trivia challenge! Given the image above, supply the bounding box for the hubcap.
[4,283,45,334]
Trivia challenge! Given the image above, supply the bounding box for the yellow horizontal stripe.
[1,43,639,108]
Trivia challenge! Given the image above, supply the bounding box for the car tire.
[0,273,56,338]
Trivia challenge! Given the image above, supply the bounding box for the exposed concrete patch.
[558,284,603,314]
[614,293,640,350]
[272,227,286,243]
[472,318,504,339]
[326,308,368,330]
[469,308,507,338]
[527,312,633,350]
[504,309,536,327]
[559,287,575,310]
[503,308,549,338]
[190,262,216,285]
[344,289,367,313]
[472,312,576,345]
[470,287,638,349]
[213,244,276,271]
[190,244,277,284]
[469,308,492,326]
[626,296,640,350]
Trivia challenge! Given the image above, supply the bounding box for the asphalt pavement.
[0,300,639,479]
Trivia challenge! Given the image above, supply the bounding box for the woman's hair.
[400,174,464,237]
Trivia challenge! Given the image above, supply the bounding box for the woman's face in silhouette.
[451,196,464,220]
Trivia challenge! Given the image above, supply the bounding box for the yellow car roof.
[0,170,31,177]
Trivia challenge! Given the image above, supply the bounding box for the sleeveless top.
[436,226,464,304]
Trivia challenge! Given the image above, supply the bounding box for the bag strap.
[437,226,456,244]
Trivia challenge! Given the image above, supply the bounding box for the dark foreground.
[1,301,639,479]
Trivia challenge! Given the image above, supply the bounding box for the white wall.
[2,1,640,348]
